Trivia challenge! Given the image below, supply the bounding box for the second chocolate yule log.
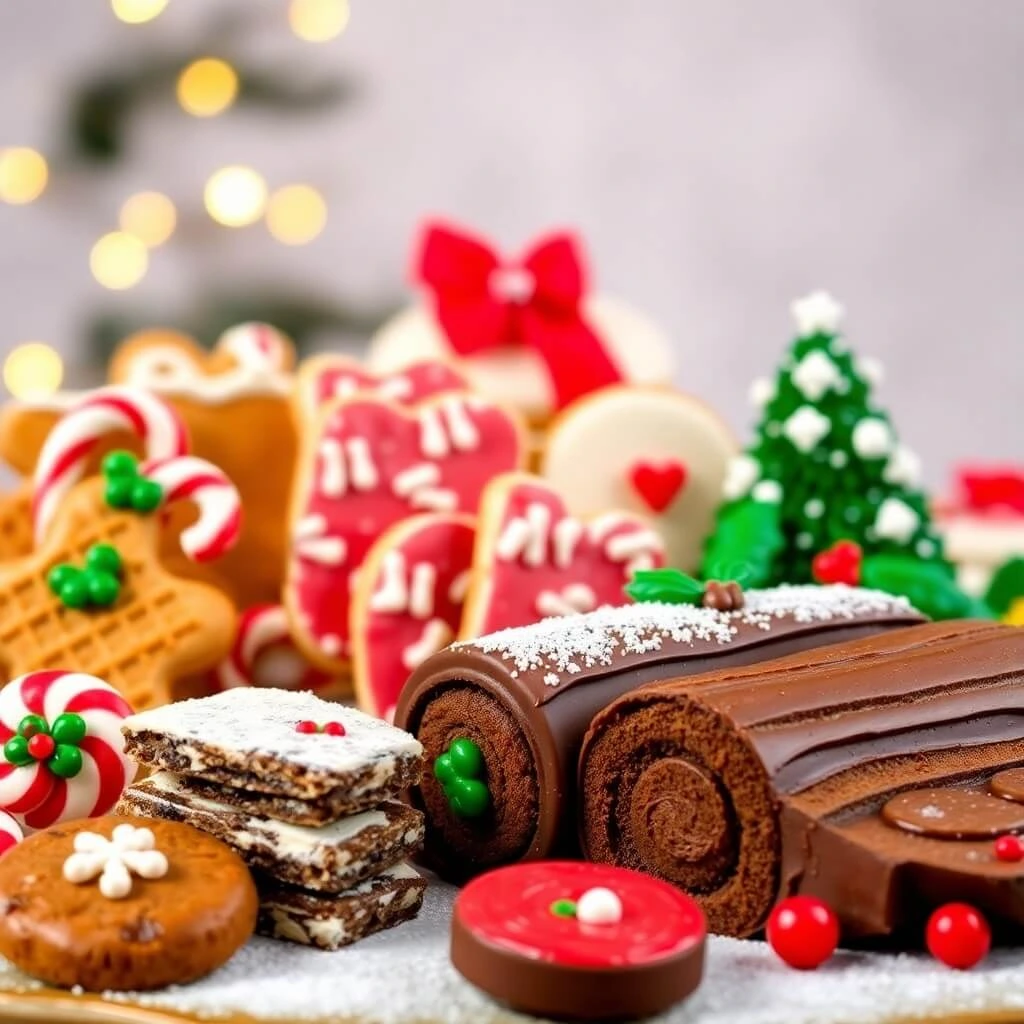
[579,620,1024,940]
[394,585,923,881]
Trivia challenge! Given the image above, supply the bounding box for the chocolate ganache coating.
[580,619,1024,940]
[394,585,924,882]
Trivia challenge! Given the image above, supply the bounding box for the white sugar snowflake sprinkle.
[852,418,893,459]
[874,498,920,543]
[791,350,844,402]
[791,290,843,336]
[783,406,831,453]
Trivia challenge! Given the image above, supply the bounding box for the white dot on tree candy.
[575,887,623,925]
[851,418,892,459]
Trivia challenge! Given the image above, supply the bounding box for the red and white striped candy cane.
[0,811,23,857]
[217,322,291,372]
[139,455,243,562]
[215,605,332,691]
[0,670,136,832]
[33,387,188,545]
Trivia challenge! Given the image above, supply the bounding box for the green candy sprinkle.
[550,899,578,918]
[49,745,83,779]
[433,737,490,819]
[102,450,139,478]
[85,544,123,577]
[130,478,164,513]
[86,570,121,608]
[47,563,80,595]
[105,476,136,509]
[50,713,86,746]
[59,574,92,610]
[17,715,48,739]
[2,736,32,768]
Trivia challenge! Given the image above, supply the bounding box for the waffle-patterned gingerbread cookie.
[0,485,32,563]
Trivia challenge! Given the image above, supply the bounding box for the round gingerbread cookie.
[541,385,737,573]
[452,860,706,1020]
[0,815,258,991]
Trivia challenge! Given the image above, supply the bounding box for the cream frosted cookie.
[368,222,674,426]
[285,393,525,672]
[461,472,665,638]
[351,513,476,720]
[541,385,737,573]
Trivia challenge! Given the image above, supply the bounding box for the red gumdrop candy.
[767,896,840,970]
[926,904,990,969]
[994,835,1024,862]
[294,720,319,734]
[322,721,346,736]
[27,733,56,761]
[811,541,863,586]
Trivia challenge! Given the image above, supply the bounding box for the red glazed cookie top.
[455,860,705,969]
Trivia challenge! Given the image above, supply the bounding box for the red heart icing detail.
[286,395,523,669]
[811,541,863,586]
[353,515,476,720]
[629,460,688,514]
[468,475,666,637]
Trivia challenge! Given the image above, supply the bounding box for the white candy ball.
[575,887,623,925]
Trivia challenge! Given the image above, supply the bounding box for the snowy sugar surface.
[456,584,914,676]
[121,688,423,773]
[1,880,1023,1024]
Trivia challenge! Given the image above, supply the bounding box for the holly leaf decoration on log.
[626,568,706,606]
[986,557,1024,619]
[860,554,993,621]
[702,498,783,589]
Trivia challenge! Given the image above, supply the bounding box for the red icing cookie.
[295,355,469,419]
[286,395,525,671]
[452,860,706,1020]
[461,473,665,637]
[351,514,476,720]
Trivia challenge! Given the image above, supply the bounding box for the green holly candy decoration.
[85,544,122,577]
[49,745,84,779]
[101,450,164,514]
[87,570,121,608]
[550,899,578,918]
[50,712,86,746]
[49,545,124,610]
[55,569,91,609]
[17,714,48,739]
[2,736,32,767]
[433,737,490,818]
[2,711,87,779]
[47,563,80,593]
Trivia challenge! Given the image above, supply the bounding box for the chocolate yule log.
[394,585,923,881]
[579,619,1024,941]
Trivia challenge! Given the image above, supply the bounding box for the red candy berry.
[811,541,863,587]
[926,903,990,969]
[322,721,346,736]
[766,896,840,970]
[994,835,1024,862]
[295,720,319,735]
[27,733,55,760]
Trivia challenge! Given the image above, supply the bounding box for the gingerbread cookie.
[452,861,706,1020]
[461,473,665,637]
[368,221,674,427]
[0,324,296,604]
[0,815,257,991]
[286,393,525,671]
[295,354,469,420]
[0,670,136,832]
[0,484,32,563]
[541,385,737,573]
[351,513,476,720]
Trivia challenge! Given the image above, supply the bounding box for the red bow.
[415,222,624,410]
[957,467,1024,516]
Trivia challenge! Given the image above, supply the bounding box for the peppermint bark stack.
[116,689,427,950]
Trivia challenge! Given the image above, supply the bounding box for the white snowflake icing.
[874,498,920,543]
[783,406,831,452]
[791,350,844,402]
[851,418,893,459]
[856,355,885,386]
[791,291,843,336]
[722,454,760,500]
[63,824,168,900]
[752,480,783,503]
[883,445,922,487]
[748,377,776,409]
[453,585,914,677]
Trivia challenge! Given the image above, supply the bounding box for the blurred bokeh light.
[110,0,168,25]
[90,231,150,290]
[204,165,268,227]
[289,0,350,42]
[119,191,177,247]
[266,184,327,245]
[177,58,239,118]
[3,343,64,398]
[0,148,48,205]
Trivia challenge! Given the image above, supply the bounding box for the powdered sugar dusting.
[1,880,1023,1023]
[455,585,914,678]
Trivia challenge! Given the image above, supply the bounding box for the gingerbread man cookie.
[295,354,469,421]
[0,323,295,604]
[0,815,257,991]
[286,393,525,672]
[351,513,476,720]
[0,391,239,708]
[368,221,674,428]
[541,385,737,573]
[0,484,32,563]
[461,473,665,637]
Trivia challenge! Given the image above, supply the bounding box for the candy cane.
[215,605,332,691]
[0,671,136,833]
[139,455,242,562]
[0,812,23,858]
[33,387,188,545]
[217,322,291,372]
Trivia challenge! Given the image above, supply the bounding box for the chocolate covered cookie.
[118,771,424,892]
[0,815,257,991]
[121,688,424,807]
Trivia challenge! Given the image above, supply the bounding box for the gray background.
[0,0,1021,487]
